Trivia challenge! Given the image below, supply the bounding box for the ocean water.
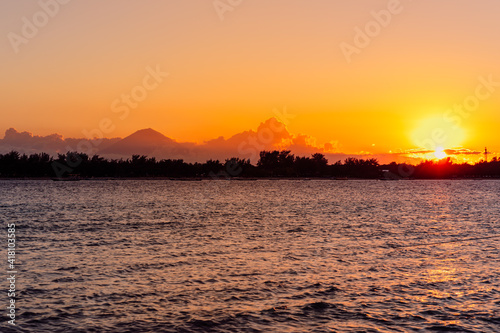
[1,179,499,332]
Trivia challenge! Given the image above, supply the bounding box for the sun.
[434,147,447,159]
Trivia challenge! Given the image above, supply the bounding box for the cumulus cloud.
[0,128,120,156]
[196,118,344,163]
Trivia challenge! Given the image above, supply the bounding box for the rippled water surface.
[1,180,499,332]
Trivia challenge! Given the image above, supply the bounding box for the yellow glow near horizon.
[411,115,467,151]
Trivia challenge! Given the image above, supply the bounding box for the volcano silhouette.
[99,128,182,156]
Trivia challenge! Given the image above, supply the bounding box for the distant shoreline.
[1,177,498,181]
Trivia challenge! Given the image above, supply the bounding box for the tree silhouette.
[1,150,500,179]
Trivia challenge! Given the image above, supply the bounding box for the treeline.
[383,158,500,179]
[0,150,499,179]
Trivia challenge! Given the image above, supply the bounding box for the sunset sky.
[1,0,500,162]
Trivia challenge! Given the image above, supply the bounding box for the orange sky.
[1,0,500,162]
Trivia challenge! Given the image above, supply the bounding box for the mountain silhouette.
[99,128,179,156]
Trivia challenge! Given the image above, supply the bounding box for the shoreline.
[1,177,499,181]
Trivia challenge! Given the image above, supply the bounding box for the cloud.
[0,128,120,156]
[0,121,419,165]
[396,147,484,157]
[3,120,487,165]
[2,118,340,163]
[392,148,433,155]
[444,148,482,155]
[196,118,345,163]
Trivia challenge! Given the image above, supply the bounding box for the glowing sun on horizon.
[434,147,447,159]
